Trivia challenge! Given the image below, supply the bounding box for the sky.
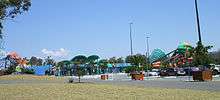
[2,0,220,61]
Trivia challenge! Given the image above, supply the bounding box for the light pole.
[146,34,150,62]
[195,0,202,43]
[145,33,150,77]
[129,22,133,56]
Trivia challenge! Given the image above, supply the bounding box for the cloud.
[41,48,69,57]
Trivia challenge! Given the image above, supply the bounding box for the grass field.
[0,75,220,100]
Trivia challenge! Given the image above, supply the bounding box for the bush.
[4,66,16,75]
[21,68,35,74]
[124,66,141,73]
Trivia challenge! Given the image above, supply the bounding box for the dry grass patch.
[0,83,220,100]
[0,75,64,81]
[0,75,220,100]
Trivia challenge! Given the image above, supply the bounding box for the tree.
[108,57,117,64]
[98,59,108,74]
[44,56,55,66]
[71,55,87,83]
[57,60,71,76]
[116,57,125,63]
[210,50,220,64]
[87,55,99,75]
[28,56,43,66]
[71,55,87,64]
[192,42,213,66]
[87,55,99,63]
[125,54,147,66]
[0,0,31,38]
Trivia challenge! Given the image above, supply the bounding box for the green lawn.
[0,75,220,100]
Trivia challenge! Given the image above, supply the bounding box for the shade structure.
[28,65,52,75]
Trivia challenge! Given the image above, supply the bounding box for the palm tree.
[71,55,87,83]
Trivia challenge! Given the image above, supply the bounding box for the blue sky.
[3,0,220,60]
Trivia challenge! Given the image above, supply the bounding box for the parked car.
[210,64,220,75]
[160,68,177,76]
[147,69,160,76]
[176,68,186,76]
[184,67,200,76]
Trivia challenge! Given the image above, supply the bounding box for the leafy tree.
[29,56,43,66]
[116,57,125,63]
[98,59,108,74]
[71,55,87,83]
[108,57,117,64]
[0,0,31,38]
[209,50,220,64]
[87,55,99,63]
[87,55,99,75]
[192,42,213,66]
[44,56,55,66]
[57,61,64,69]
[124,66,141,73]
[125,54,147,66]
[4,55,19,74]
[37,58,43,66]
[57,60,71,76]
[71,55,87,64]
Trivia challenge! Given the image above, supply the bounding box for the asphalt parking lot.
[75,74,220,92]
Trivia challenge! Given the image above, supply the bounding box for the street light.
[129,22,134,56]
[195,0,202,43]
[146,33,150,62]
[145,33,150,77]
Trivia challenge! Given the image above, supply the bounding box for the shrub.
[21,68,35,74]
[124,66,141,73]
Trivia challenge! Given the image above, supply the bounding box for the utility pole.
[129,22,133,56]
[195,0,202,43]
[145,33,150,77]
[146,35,150,62]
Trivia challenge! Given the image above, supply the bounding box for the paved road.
[94,80,220,92]
[75,74,220,92]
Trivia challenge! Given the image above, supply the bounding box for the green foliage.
[108,57,117,64]
[4,65,16,74]
[192,42,213,66]
[125,54,147,66]
[75,66,86,83]
[21,68,34,74]
[98,59,108,70]
[71,55,87,82]
[57,60,71,71]
[124,66,141,73]
[71,55,87,64]
[87,55,99,63]
[209,50,220,64]
[116,57,125,63]
[0,0,31,38]
[44,56,56,66]
[28,56,43,66]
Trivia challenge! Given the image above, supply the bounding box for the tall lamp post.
[195,0,202,43]
[145,33,150,77]
[187,0,202,81]
[129,22,133,56]
[146,34,150,63]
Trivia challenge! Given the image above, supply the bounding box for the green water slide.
[149,42,193,63]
